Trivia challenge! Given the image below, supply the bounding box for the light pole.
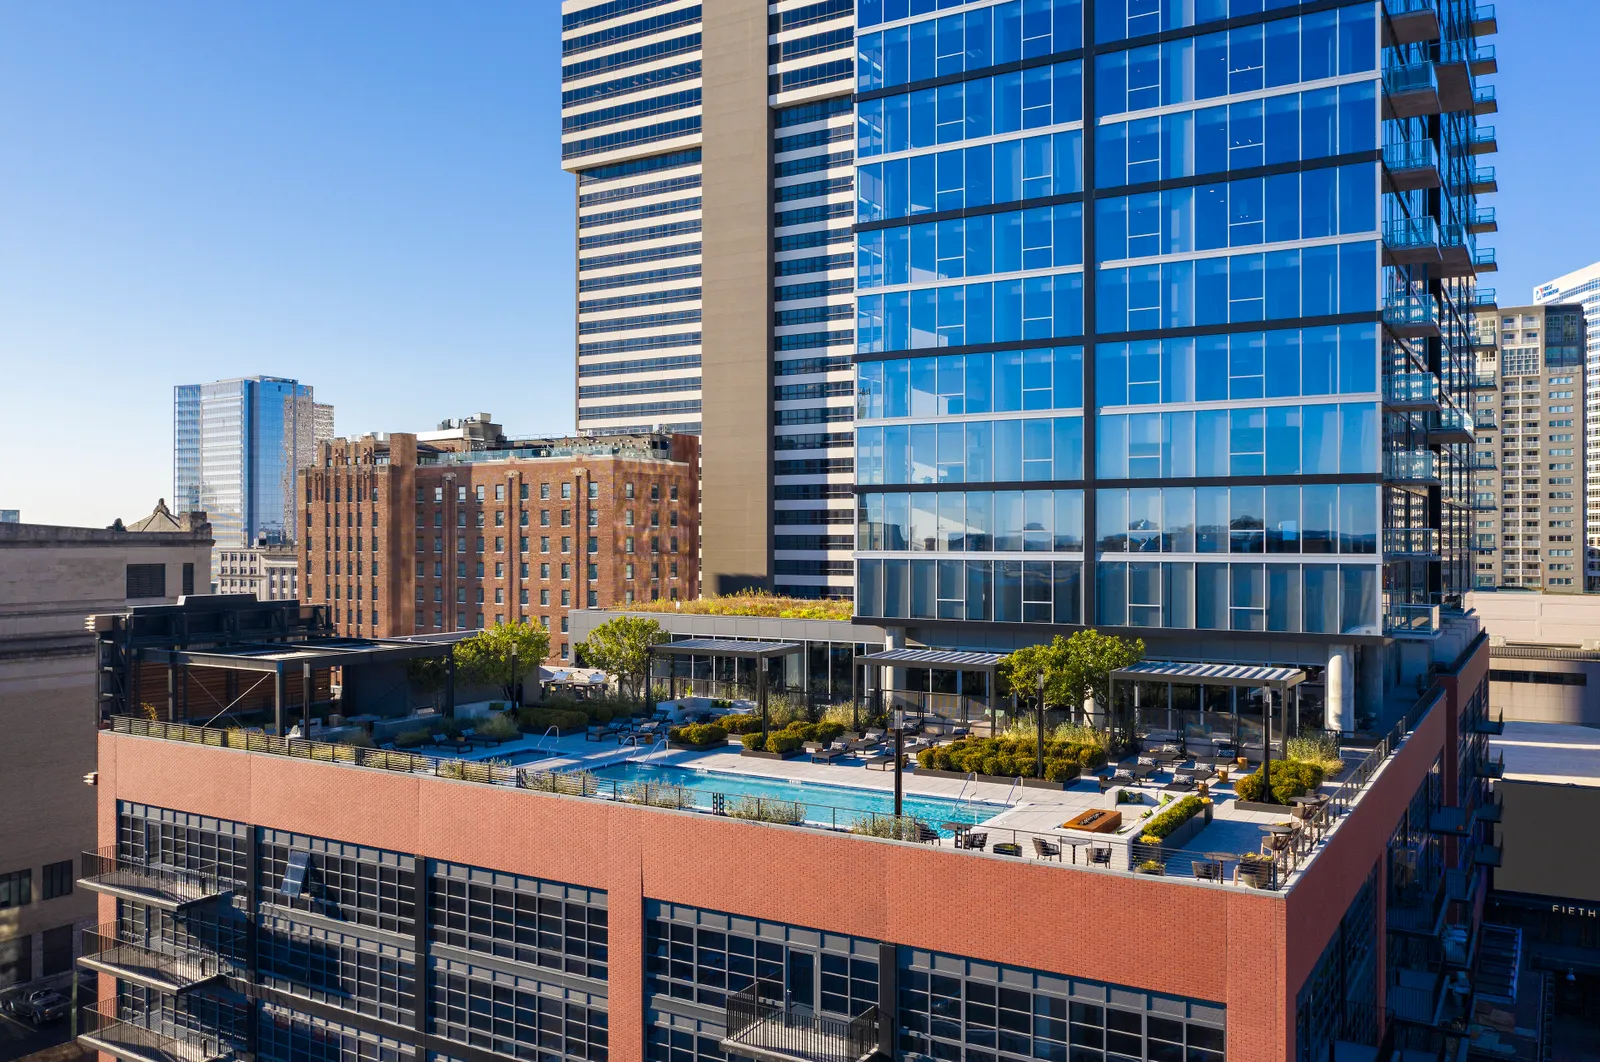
[1035,671,1047,779]
[510,647,520,708]
[892,708,906,821]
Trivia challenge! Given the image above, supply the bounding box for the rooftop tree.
[578,615,669,705]
[454,621,550,702]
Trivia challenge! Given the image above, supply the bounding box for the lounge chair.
[586,722,623,742]
[1032,838,1062,861]
[811,747,844,764]
[864,751,901,771]
[915,823,941,844]
[1097,772,1119,793]
[847,736,879,752]
[960,831,988,852]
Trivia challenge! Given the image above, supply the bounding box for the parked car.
[8,988,70,1025]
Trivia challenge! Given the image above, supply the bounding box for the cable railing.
[108,710,1435,892]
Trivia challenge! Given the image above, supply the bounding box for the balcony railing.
[723,986,880,1062]
[1383,0,1440,46]
[1383,62,1442,118]
[1467,3,1496,36]
[1471,493,1498,510]
[79,924,224,995]
[1430,407,1474,441]
[1469,711,1504,735]
[1384,140,1442,190]
[1474,410,1497,430]
[1386,450,1438,482]
[1473,753,1505,779]
[1471,286,1497,308]
[1383,295,1440,337]
[1383,372,1440,408]
[1385,603,1441,635]
[1469,369,1497,389]
[1474,84,1497,114]
[1384,529,1439,556]
[1469,207,1497,234]
[78,1001,232,1062]
[79,848,228,911]
[1470,451,1496,469]
[1468,125,1497,155]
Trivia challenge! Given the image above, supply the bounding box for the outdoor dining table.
[942,822,973,842]
[1059,838,1087,864]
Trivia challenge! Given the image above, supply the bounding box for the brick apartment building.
[299,414,698,660]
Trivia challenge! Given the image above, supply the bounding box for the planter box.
[914,766,1077,789]
[1134,805,1211,851]
[1234,799,1298,815]
[740,749,804,761]
[668,740,723,752]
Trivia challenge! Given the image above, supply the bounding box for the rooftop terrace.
[622,590,854,622]
[105,678,1440,894]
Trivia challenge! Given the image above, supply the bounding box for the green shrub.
[1138,795,1205,844]
[337,730,375,748]
[394,728,432,749]
[764,732,805,755]
[1043,758,1078,783]
[478,713,521,741]
[1234,760,1324,803]
[518,707,588,733]
[1286,732,1345,777]
[439,717,467,739]
[723,713,763,735]
[850,815,926,840]
[585,702,614,725]
[669,722,728,746]
[741,732,763,750]
[727,796,807,824]
[621,781,694,809]
[926,735,1106,779]
[710,698,732,709]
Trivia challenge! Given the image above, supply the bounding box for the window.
[126,563,166,599]
[0,869,31,908]
[540,483,551,500]
[589,482,599,499]
[41,860,72,900]
[495,484,505,501]
[670,484,679,501]
[562,483,573,500]
[181,563,195,596]
[625,483,635,499]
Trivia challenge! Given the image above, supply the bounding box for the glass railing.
[1386,603,1441,634]
[1467,2,1496,33]
[1473,535,1497,549]
[1469,125,1496,149]
[1384,139,1440,174]
[1470,288,1496,307]
[1384,529,1440,555]
[1474,84,1496,109]
[1384,295,1438,331]
[1464,164,1496,188]
[1470,370,1496,388]
[1384,61,1440,98]
[1386,450,1438,481]
[1471,492,1498,509]
[1474,410,1497,429]
[1383,0,1433,16]
[1433,407,1474,435]
[1474,247,1497,269]
[1383,216,1440,250]
[1469,451,1496,469]
[1385,373,1440,405]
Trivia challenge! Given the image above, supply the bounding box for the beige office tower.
[1470,302,1590,591]
[560,0,856,600]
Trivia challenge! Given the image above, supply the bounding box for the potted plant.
[1135,859,1165,875]
[1237,853,1274,888]
[993,841,1022,857]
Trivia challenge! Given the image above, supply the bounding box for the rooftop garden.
[622,589,854,622]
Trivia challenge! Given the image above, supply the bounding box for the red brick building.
[299,415,698,660]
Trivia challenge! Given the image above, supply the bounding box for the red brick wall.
[100,731,1298,1061]
[301,435,699,660]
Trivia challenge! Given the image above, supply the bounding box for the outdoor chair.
[1097,772,1118,793]
[811,747,843,764]
[1261,833,1295,871]
[1191,860,1224,882]
[915,823,941,844]
[1032,838,1062,861]
[960,832,988,852]
[1088,846,1112,867]
[864,751,902,771]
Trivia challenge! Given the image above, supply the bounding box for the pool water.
[587,762,1004,835]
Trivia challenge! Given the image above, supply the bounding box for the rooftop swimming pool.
[587,762,1006,836]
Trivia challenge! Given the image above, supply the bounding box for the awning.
[854,648,1006,671]
[653,638,803,659]
[1112,661,1306,691]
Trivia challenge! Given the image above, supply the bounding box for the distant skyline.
[2,1,1597,526]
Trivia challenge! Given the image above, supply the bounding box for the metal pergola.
[651,638,804,740]
[1110,661,1309,798]
[853,647,1006,727]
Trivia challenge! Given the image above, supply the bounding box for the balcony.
[1384,372,1441,410]
[1384,140,1443,192]
[1429,407,1474,444]
[1474,246,1497,273]
[722,986,881,1062]
[1469,711,1505,735]
[1385,529,1440,557]
[1382,0,1440,46]
[1386,603,1441,635]
[1384,296,1441,339]
[1388,976,1444,1027]
[1468,125,1497,155]
[1428,805,1472,836]
[1471,493,1498,510]
[1465,42,1497,75]
[1468,207,1497,235]
[1383,61,1443,118]
[1445,867,1477,904]
[1473,753,1505,779]
[1450,163,1497,197]
[1474,535,1497,551]
[1473,842,1503,867]
[1470,369,1497,389]
[1468,3,1497,36]
[1474,410,1497,431]
[1386,449,1439,483]
[78,1001,232,1062]
[78,924,223,995]
[1471,286,1497,308]
[79,848,229,912]
[1474,84,1497,115]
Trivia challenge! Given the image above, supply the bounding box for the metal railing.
[79,846,226,908]
[78,1000,231,1062]
[724,985,879,1062]
[109,713,1432,892]
[80,923,223,992]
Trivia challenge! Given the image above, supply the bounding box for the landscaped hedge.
[733,719,846,753]
[916,736,1106,782]
[669,722,728,746]
[394,728,432,749]
[1139,795,1205,844]
[518,707,589,733]
[722,714,763,735]
[1234,760,1324,803]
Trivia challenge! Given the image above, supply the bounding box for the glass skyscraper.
[172,376,333,552]
[851,0,1495,725]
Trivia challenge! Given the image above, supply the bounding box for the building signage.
[1534,281,1562,303]
[1552,903,1599,918]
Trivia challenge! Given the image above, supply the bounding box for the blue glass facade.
[854,0,1493,640]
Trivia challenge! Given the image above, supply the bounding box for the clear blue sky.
[1,2,1595,527]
